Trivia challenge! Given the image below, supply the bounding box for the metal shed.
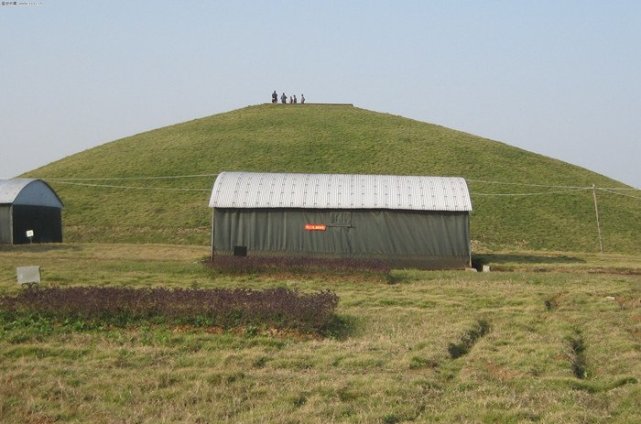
[0,178,63,244]
[209,171,473,269]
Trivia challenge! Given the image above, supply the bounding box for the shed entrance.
[327,211,352,256]
[12,205,62,243]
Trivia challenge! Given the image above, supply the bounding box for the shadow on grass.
[206,256,391,283]
[559,377,637,393]
[473,253,585,267]
[322,314,359,340]
[448,319,491,359]
[0,243,82,253]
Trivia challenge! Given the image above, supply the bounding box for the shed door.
[328,211,353,256]
[12,205,62,244]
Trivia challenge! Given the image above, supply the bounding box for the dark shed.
[0,178,63,244]
[209,172,473,269]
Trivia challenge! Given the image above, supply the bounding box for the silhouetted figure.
[301,94,305,104]
[293,95,297,104]
[272,90,277,103]
[289,95,293,104]
[281,93,287,104]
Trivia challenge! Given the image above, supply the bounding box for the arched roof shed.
[0,178,64,244]
[210,172,472,269]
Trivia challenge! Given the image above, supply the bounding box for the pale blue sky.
[1,1,640,187]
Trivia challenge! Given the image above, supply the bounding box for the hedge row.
[0,287,339,333]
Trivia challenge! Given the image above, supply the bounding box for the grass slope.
[27,104,641,252]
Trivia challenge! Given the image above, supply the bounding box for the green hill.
[26,104,641,253]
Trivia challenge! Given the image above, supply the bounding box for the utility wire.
[55,181,210,192]
[597,187,641,201]
[467,178,639,191]
[472,188,591,197]
[48,173,219,181]
[466,178,590,189]
[598,187,641,191]
[40,174,639,192]
[54,180,597,197]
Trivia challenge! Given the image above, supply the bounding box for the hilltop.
[26,104,641,252]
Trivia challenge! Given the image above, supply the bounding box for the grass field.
[9,96,641,423]
[1,244,640,423]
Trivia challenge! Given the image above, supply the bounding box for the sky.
[1,1,640,188]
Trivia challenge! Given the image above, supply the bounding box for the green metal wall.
[213,208,470,269]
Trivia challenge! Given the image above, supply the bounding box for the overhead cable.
[472,188,591,197]
[40,174,639,192]
[597,187,641,201]
[55,181,210,192]
[49,175,591,187]
[467,178,640,191]
[466,178,590,189]
[47,173,219,181]
[52,181,599,197]
[598,187,641,191]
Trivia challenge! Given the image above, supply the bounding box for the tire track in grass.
[566,329,588,379]
[547,294,638,393]
[447,319,491,359]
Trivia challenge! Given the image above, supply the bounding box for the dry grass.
[1,244,640,423]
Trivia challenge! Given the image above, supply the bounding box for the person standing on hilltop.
[272,90,277,103]
[301,94,305,104]
[293,95,297,104]
[281,92,287,104]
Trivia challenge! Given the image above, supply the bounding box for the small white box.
[17,266,40,285]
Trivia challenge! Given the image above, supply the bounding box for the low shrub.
[0,286,339,334]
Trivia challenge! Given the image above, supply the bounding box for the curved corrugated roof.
[0,179,64,208]
[209,172,472,211]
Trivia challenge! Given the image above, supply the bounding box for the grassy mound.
[26,104,641,252]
